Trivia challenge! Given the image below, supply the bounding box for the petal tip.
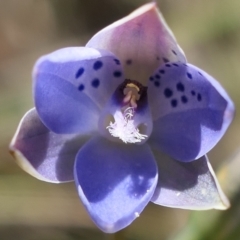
[128,2,158,17]
[206,158,231,210]
[91,2,159,35]
[213,200,230,210]
[9,109,61,184]
[213,189,231,210]
[225,100,235,124]
[9,146,56,183]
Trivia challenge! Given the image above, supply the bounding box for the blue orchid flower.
[10,3,234,233]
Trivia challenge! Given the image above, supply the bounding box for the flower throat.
[107,79,148,143]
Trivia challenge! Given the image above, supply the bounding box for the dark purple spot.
[165,64,171,67]
[75,67,84,78]
[163,58,169,63]
[181,95,188,103]
[172,50,177,55]
[92,78,100,88]
[198,71,203,76]
[197,93,202,101]
[159,69,165,74]
[126,59,132,65]
[114,59,120,65]
[113,71,122,77]
[183,64,188,67]
[164,88,173,98]
[154,81,160,87]
[149,76,154,81]
[93,61,103,70]
[191,90,196,96]
[173,63,179,67]
[78,84,84,91]
[187,72,192,79]
[155,74,160,79]
[171,99,178,107]
[176,82,185,92]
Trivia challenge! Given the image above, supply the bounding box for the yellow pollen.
[123,84,140,108]
[126,83,140,92]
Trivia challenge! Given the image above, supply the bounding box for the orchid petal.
[151,150,230,210]
[86,3,186,85]
[10,109,90,183]
[74,136,158,233]
[149,62,234,161]
[33,47,124,134]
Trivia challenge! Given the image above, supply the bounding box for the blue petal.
[148,63,234,161]
[10,109,89,183]
[74,136,158,233]
[151,150,230,210]
[33,47,124,134]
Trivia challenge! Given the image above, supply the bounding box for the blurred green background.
[0,0,240,239]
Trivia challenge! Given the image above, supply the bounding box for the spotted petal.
[33,47,124,134]
[151,150,229,210]
[148,62,234,161]
[10,108,90,183]
[86,3,186,85]
[74,136,158,233]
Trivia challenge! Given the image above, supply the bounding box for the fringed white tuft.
[107,107,147,143]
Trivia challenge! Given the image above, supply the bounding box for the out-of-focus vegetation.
[0,0,240,239]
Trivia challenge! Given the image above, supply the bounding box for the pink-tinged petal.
[86,3,186,85]
[148,62,234,161]
[33,47,124,134]
[74,136,158,233]
[151,150,230,210]
[9,109,90,183]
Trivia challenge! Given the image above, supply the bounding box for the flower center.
[106,80,148,144]
[123,82,140,108]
